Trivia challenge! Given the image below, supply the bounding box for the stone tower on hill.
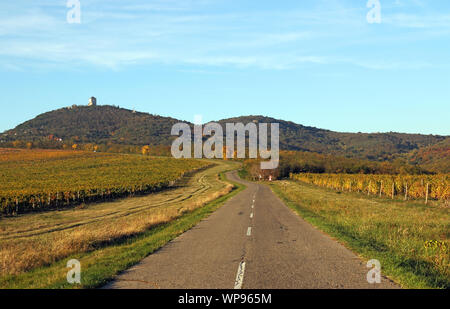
[88,97,97,106]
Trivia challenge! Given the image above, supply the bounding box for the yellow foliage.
[0,149,210,215]
[290,173,449,201]
[142,145,150,155]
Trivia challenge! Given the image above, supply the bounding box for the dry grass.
[0,161,235,276]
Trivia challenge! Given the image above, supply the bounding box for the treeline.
[242,150,433,181]
[277,151,430,177]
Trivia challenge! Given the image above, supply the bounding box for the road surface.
[105,171,399,289]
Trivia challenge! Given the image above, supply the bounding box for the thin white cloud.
[0,13,60,35]
[184,55,327,70]
[348,59,432,70]
[383,13,450,28]
[0,1,448,71]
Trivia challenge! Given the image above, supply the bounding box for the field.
[0,148,210,215]
[290,173,449,202]
[0,152,241,288]
[271,179,450,288]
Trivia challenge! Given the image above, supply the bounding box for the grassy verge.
[0,170,245,289]
[270,180,449,289]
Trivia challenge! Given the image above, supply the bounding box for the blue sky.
[0,0,449,135]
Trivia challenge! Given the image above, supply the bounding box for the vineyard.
[0,148,210,215]
[290,173,449,203]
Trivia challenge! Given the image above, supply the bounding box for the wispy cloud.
[184,55,327,70]
[347,59,432,70]
[383,13,450,28]
[0,0,448,71]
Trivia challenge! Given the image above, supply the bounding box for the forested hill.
[407,138,450,173]
[1,106,447,164]
[218,116,447,161]
[1,105,181,146]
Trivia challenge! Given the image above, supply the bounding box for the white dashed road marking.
[234,261,246,289]
[247,227,252,236]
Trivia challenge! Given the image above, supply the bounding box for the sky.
[0,0,449,135]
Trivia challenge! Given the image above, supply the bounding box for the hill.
[218,116,446,161]
[1,106,447,166]
[1,105,181,146]
[407,138,450,173]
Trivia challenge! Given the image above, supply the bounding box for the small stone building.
[88,97,97,106]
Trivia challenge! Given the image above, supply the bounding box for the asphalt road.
[105,171,399,289]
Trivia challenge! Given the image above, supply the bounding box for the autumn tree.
[142,145,150,155]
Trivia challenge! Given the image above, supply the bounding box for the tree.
[142,145,150,155]
[249,163,261,181]
[12,140,23,148]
